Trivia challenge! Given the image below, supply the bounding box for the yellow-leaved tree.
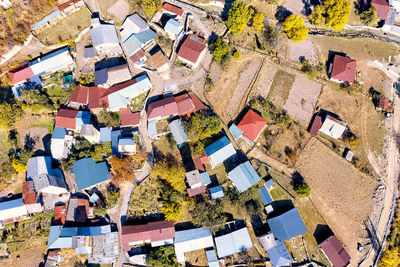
[150,158,186,192]
[282,15,309,43]
[380,247,400,266]
[162,202,182,221]
[309,5,325,27]
[252,13,265,32]
[310,0,350,31]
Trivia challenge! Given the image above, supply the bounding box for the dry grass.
[267,69,295,108]
[152,133,180,159]
[36,9,91,45]
[295,138,378,261]
[0,245,47,266]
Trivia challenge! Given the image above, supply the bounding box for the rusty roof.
[22,181,36,205]
[178,34,207,64]
[55,109,79,129]
[309,114,323,136]
[162,2,184,16]
[120,107,140,126]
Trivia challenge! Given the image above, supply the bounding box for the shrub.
[293,182,311,197]
[147,245,179,267]
[301,60,317,78]
[12,158,26,173]
[233,51,241,59]
[97,109,121,127]
[210,37,231,63]
[360,7,378,26]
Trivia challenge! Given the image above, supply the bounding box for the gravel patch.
[288,39,319,65]
[283,75,321,124]
[108,0,130,22]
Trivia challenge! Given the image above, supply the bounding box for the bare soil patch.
[251,60,277,99]
[295,138,378,262]
[0,245,47,267]
[18,127,49,152]
[108,0,130,23]
[283,0,305,15]
[284,75,322,124]
[267,69,295,108]
[287,39,319,65]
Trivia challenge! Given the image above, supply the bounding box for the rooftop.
[237,109,267,141]
[330,54,357,84]
[267,208,307,241]
[178,34,207,64]
[227,161,261,193]
[214,227,253,258]
[319,235,351,267]
[71,158,110,191]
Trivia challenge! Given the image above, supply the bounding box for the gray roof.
[100,127,112,143]
[257,233,277,250]
[259,187,273,206]
[265,179,274,188]
[121,13,149,41]
[81,124,97,137]
[90,23,119,47]
[206,250,220,267]
[215,227,253,258]
[168,119,187,146]
[174,228,212,244]
[84,46,98,58]
[228,161,261,193]
[123,29,157,56]
[267,240,292,267]
[229,123,244,139]
[27,156,67,192]
[165,18,183,35]
[147,120,157,137]
[52,127,66,140]
[200,172,211,186]
[204,136,236,168]
[267,208,307,241]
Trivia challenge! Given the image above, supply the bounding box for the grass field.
[267,69,295,108]
[36,9,91,45]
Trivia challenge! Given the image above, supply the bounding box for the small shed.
[118,138,136,154]
[210,185,224,199]
[344,149,354,162]
[258,187,273,206]
[100,127,112,143]
[200,172,211,186]
[186,170,202,188]
[265,179,274,189]
[229,123,244,140]
[266,240,292,267]
[168,119,187,147]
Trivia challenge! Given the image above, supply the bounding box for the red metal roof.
[54,205,67,225]
[187,185,206,197]
[120,107,140,127]
[309,114,323,136]
[147,96,178,120]
[122,221,175,251]
[331,55,357,84]
[22,181,36,205]
[162,2,184,16]
[320,235,351,267]
[237,109,267,141]
[189,93,206,111]
[178,34,207,64]
[175,93,195,114]
[150,50,169,70]
[58,0,81,11]
[370,0,390,20]
[69,85,89,105]
[129,49,146,63]
[193,157,205,172]
[8,65,35,85]
[55,109,79,129]
[378,96,389,109]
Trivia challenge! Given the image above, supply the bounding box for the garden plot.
[283,75,321,124]
[267,70,295,108]
[251,60,277,99]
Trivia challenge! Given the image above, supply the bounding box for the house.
[344,149,354,162]
[177,34,207,68]
[0,198,29,225]
[118,137,137,154]
[257,232,277,251]
[229,123,244,140]
[95,64,132,88]
[259,186,273,206]
[58,0,84,13]
[210,185,224,199]
[55,109,90,131]
[120,108,140,128]
[328,54,357,84]
[121,13,157,59]
[186,170,207,197]
[200,172,211,186]
[319,235,351,267]
[266,240,292,267]
[376,96,393,113]
[100,127,112,143]
[27,156,68,195]
[214,227,254,258]
[168,119,187,147]
[162,2,184,17]
[44,249,63,267]
[365,0,390,21]
[309,113,323,136]
[267,208,307,241]
[81,124,100,144]
[71,158,110,191]
[121,221,175,251]
[129,49,147,65]
[48,224,119,264]
[148,49,170,72]
[204,136,236,168]
[164,18,184,40]
[66,197,93,222]
[227,161,261,193]
[22,181,43,214]
[53,204,67,225]
[174,228,214,263]
[319,114,347,139]
[51,127,72,159]
[90,18,122,56]
[237,109,267,142]
[206,250,226,267]
[175,92,205,115]
[31,10,62,33]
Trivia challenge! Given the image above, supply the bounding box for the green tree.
[282,15,309,43]
[322,0,351,31]
[191,200,227,231]
[91,143,111,162]
[97,109,120,127]
[252,13,265,32]
[233,51,241,59]
[151,158,186,192]
[309,5,325,27]
[184,111,222,143]
[293,182,311,197]
[226,0,254,34]
[360,6,378,26]
[79,73,95,86]
[162,202,182,221]
[210,37,231,63]
[0,103,22,129]
[68,137,94,162]
[147,245,179,267]
[301,60,317,78]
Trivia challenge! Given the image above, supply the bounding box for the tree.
[191,200,227,231]
[12,158,27,173]
[226,0,254,34]
[265,24,282,51]
[79,73,95,86]
[380,247,400,266]
[210,37,231,63]
[147,245,179,267]
[293,182,311,197]
[282,15,309,43]
[322,0,351,31]
[309,5,325,27]
[97,109,120,127]
[252,13,265,32]
[141,0,160,19]
[0,103,22,129]
[110,156,136,186]
[151,158,186,192]
[91,143,111,162]
[162,202,182,221]
[233,51,241,59]
[360,6,378,26]
[184,111,222,143]
[68,137,93,162]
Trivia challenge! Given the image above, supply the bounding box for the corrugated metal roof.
[84,46,97,58]
[168,119,187,146]
[32,10,62,30]
[111,130,121,156]
[165,19,183,35]
[200,172,211,186]
[30,47,74,76]
[229,124,244,139]
[265,179,274,188]
[259,187,273,206]
[27,156,67,192]
[147,120,157,136]
[204,136,236,168]
[267,208,307,241]
[174,228,213,262]
[215,227,253,258]
[227,161,261,193]
[0,198,24,211]
[121,13,149,42]
[118,137,135,146]
[319,235,351,267]
[90,23,120,47]
[186,170,202,187]
[71,158,110,191]
[100,127,112,143]
[52,127,66,140]
[210,185,224,199]
[267,240,292,267]
[123,29,157,56]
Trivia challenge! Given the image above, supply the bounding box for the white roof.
[90,22,120,48]
[121,13,149,42]
[0,198,28,221]
[319,115,347,139]
[174,228,213,262]
[30,48,74,75]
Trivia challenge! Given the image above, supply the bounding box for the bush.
[12,158,26,173]
[110,155,137,186]
[233,51,241,59]
[105,187,120,209]
[141,0,160,18]
[0,103,22,129]
[91,143,111,162]
[293,182,311,197]
[150,157,186,192]
[301,60,317,78]
[282,15,308,43]
[97,109,121,127]
[183,111,222,143]
[210,37,231,63]
[79,73,95,86]
[226,0,254,34]
[147,245,179,267]
[360,6,378,26]
[191,200,228,231]
[93,206,107,217]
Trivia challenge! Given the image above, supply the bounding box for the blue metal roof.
[111,130,121,156]
[52,127,66,140]
[123,29,157,56]
[259,187,273,205]
[200,172,211,186]
[32,10,62,30]
[204,136,236,168]
[71,158,110,191]
[118,137,135,146]
[215,227,253,258]
[229,123,244,139]
[147,120,157,137]
[100,127,112,143]
[266,240,292,267]
[265,179,275,188]
[168,119,187,146]
[165,19,183,35]
[206,250,220,267]
[267,208,307,241]
[210,185,224,199]
[228,161,261,193]
[174,228,212,243]
[0,198,24,211]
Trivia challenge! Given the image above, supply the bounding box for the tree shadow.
[275,6,292,22]
[313,224,334,244]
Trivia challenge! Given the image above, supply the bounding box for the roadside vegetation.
[380,201,400,266]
